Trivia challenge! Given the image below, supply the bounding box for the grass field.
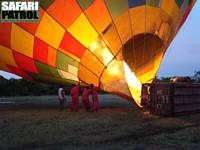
[0,95,200,150]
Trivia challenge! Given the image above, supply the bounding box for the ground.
[0,95,200,150]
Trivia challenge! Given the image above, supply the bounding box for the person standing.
[91,82,101,112]
[58,86,66,111]
[70,81,80,112]
[82,86,92,112]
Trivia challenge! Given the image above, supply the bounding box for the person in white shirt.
[58,86,66,110]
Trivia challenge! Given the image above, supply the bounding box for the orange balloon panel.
[0,0,196,106]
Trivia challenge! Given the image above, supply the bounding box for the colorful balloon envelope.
[0,0,196,106]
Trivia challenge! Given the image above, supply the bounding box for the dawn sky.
[0,1,200,79]
[157,0,200,77]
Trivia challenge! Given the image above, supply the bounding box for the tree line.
[0,71,199,97]
[0,77,72,96]
[157,71,200,83]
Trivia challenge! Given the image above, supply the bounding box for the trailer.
[141,82,200,116]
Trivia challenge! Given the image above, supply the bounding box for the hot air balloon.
[0,0,196,106]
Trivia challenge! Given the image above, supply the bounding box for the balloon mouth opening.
[122,33,163,72]
[122,33,163,106]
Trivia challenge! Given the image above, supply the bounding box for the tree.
[194,71,200,83]
[0,75,80,96]
[156,77,171,82]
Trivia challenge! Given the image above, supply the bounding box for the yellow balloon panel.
[80,50,104,76]
[78,64,99,86]
[88,37,114,65]
[114,10,132,44]
[129,6,145,36]
[68,13,98,48]
[11,24,34,58]
[100,23,122,55]
[0,45,17,67]
[161,0,181,31]
[36,12,65,49]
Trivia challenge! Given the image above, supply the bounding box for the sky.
[157,0,200,77]
[0,1,200,79]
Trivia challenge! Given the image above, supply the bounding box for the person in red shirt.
[70,82,80,112]
[90,82,101,112]
[82,86,92,112]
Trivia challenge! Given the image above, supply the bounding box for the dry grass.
[0,95,200,150]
